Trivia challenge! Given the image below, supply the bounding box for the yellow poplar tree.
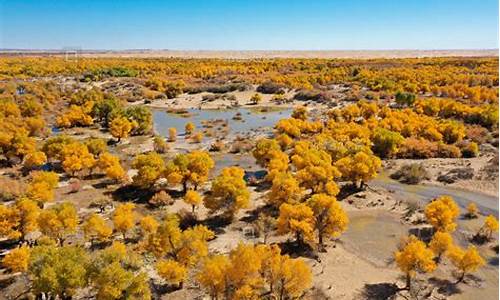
[306,193,349,248]
[446,245,485,283]
[204,166,250,218]
[424,196,460,232]
[184,189,202,213]
[2,245,30,273]
[394,235,436,290]
[277,203,315,245]
[429,231,453,262]
[110,116,134,142]
[37,202,78,245]
[156,259,188,288]
[112,203,136,240]
[83,213,113,245]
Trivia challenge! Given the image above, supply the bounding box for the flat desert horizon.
[0,48,498,58]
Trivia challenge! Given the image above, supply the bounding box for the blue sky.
[0,0,498,50]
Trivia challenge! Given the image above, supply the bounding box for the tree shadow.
[428,277,462,296]
[112,185,154,203]
[0,276,16,290]
[201,214,232,234]
[488,256,498,266]
[337,184,363,201]
[278,240,318,260]
[408,226,434,243]
[239,204,277,223]
[470,234,490,245]
[359,282,400,299]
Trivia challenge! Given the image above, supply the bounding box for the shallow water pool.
[152,107,292,137]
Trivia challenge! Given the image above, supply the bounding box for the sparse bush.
[460,141,479,158]
[68,178,81,193]
[390,163,429,184]
[466,125,489,144]
[437,142,461,158]
[294,90,331,102]
[149,190,173,208]
[209,140,225,152]
[257,81,286,94]
[168,127,177,142]
[153,136,169,153]
[395,91,416,107]
[0,177,24,201]
[398,138,438,159]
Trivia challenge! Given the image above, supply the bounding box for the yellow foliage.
[307,193,349,246]
[37,202,78,244]
[335,151,381,187]
[61,142,96,176]
[429,231,453,261]
[26,171,59,205]
[446,245,485,282]
[478,215,499,240]
[424,196,460,232]
[204,166,250,217]
[267,172,302,207]
[277,203,315,244]
[83,213,113,244]
[23,151,47,170]
[113,203,136,239]
[2,245,30,273]
[466,203,479,218]
[156,259,188,286]
[139,215,159,235]
[394,235,436,288]
[184,190,202,212]
[168,127,177,142]
[98,152,126,182]
[110,116,134,141]
[196,255,231,299]
[185,122,195,135]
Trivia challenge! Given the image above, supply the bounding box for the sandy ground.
[384,154,499,197]
[2,49,498,59]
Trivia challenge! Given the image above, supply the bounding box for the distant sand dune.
[0,49,498,59]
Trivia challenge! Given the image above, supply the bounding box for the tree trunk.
[456,271,466,284]
[192,204,196,214]
[183,181,187,193]
[406,274,411,291]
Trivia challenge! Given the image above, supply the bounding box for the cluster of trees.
[42,135,125,180]
[0,81,61,164]
[1,57,497,102]
[325,100,490,159]
[394,196,498,290]
[56,88,152,141]
[252,106,381,250]
[1,196,313,300]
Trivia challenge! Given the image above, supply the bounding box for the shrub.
[68,178,81,193]
[390,163,429,184]
[398,138,438,159]
[465,125,488,144]
[395,91,416,106]
[153,136,169,154]
[256,81,286,94]
[149,190,173,208]
[294,90,332,102]
[437,143,461,158]
[209,140,225,152]
[460,141,479,158]
[372,128,404,158]
[0,177,24,201]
